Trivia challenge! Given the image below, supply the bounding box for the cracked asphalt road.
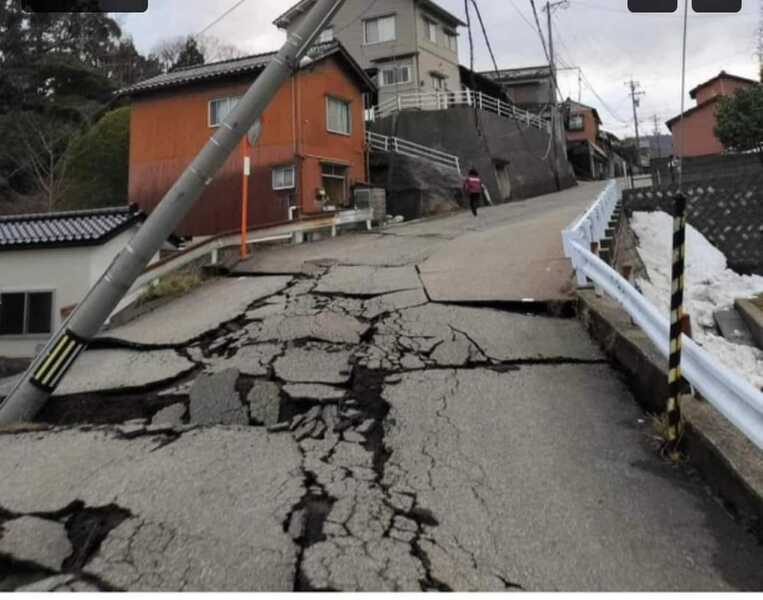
[1,182,762,591]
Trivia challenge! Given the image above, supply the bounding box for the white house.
[0,206,147,359]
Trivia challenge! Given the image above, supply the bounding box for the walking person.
[463,168,482,217]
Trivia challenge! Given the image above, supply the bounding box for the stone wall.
[369,106,576,206]
[623,173,763,275]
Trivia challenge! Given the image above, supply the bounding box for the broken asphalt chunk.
[248,380,282,427]
[0,516,72,572]
[189,369,248,426]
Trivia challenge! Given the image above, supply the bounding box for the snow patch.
[631,211,763,390]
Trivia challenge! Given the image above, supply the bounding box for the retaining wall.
[623,173,763,275]
[369,107,576,207]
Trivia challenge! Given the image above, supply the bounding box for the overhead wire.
[470,0,553,162]
[197,0,249,36]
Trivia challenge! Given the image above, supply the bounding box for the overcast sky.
[119,0,760,138]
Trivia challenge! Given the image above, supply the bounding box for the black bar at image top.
[21,0,148,12]
[692,0,742,11]
[628,0,678,12]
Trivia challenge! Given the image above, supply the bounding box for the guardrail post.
[666,192,688,447]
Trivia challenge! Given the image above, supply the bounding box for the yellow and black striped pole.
[666,192,688,444]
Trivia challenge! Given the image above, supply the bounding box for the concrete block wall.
[651,154,762,186]
[369,107,576,205]
[623,172,763,275]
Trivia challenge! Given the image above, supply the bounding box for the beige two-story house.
[274,0,465,106]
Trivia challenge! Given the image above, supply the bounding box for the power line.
[469,0,501,74]
[197,0,248,37]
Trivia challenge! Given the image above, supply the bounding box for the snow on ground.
[631,211,763,391]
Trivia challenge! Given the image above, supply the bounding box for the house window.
[425,18,437,43]
[321,163,349,207]
[0,291,53,336]
[445,30,458,51]
[272,165,296,190]
[380,62,412,87]
[568,114,585,132]
[318,26,334,43]
[364,15,396,44]
[209,96,241,128]
[326,97,351,135]
[432,74,446,90]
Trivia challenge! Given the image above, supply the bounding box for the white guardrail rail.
[562,180,763,450]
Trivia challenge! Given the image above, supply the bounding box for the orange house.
[667,71,758,158]
[121,43,376,237]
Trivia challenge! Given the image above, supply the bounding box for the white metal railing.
[368,89,551,133]
[366,130,461,173]
[562,180,763,450]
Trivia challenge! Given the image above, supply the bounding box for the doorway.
[494,161,512,201]
[321,163,349,208]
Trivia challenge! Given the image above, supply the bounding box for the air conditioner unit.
[354,187,386,223]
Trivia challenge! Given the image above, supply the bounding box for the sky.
[118,0,761,138]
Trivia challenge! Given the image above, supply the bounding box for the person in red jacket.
[463,168,483,217]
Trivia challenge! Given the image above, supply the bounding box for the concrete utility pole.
[0,0,347,425]
[544,0,569,191]
[626,79,646,168]
[652,113,662,159]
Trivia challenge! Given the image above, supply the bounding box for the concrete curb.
[577,289,763,540]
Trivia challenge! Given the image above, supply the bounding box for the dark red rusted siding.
[128,56,368,237]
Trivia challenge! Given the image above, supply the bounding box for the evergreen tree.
[715,85,763,161]
[172,36,206,71]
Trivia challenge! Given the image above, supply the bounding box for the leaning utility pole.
[0,0,346,425]
[626,79,646,167]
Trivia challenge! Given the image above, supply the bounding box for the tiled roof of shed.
[0,206,143,251]
[118,41,374,98]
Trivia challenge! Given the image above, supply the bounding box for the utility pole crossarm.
[0,0,347,425]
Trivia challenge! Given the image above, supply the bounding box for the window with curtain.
[272,165,296,190]
[364,15,396,44]
[326,97,351,135]
[445,30,458,51]
[425,18,437,43]
[208,96,241,127]
[380,63,412,87]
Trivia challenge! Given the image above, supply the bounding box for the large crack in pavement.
[8,262,757,591]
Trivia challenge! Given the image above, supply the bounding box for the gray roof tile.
[0,206,144,251]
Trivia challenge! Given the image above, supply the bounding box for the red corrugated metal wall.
[128,56,368,237]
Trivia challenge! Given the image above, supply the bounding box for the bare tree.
[151,36,186,72]
[8,114,94,211]
[196,35,246,63]
[152,34,245,72]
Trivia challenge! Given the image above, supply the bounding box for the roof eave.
[416,0,467,27]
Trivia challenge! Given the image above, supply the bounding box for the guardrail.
[562,180,763,450]
[368,89,551,134]
[112,207,373,317]
[366,130,461,173]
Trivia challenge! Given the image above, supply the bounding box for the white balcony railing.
[366,130,461,173]
[368,90,551,134]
